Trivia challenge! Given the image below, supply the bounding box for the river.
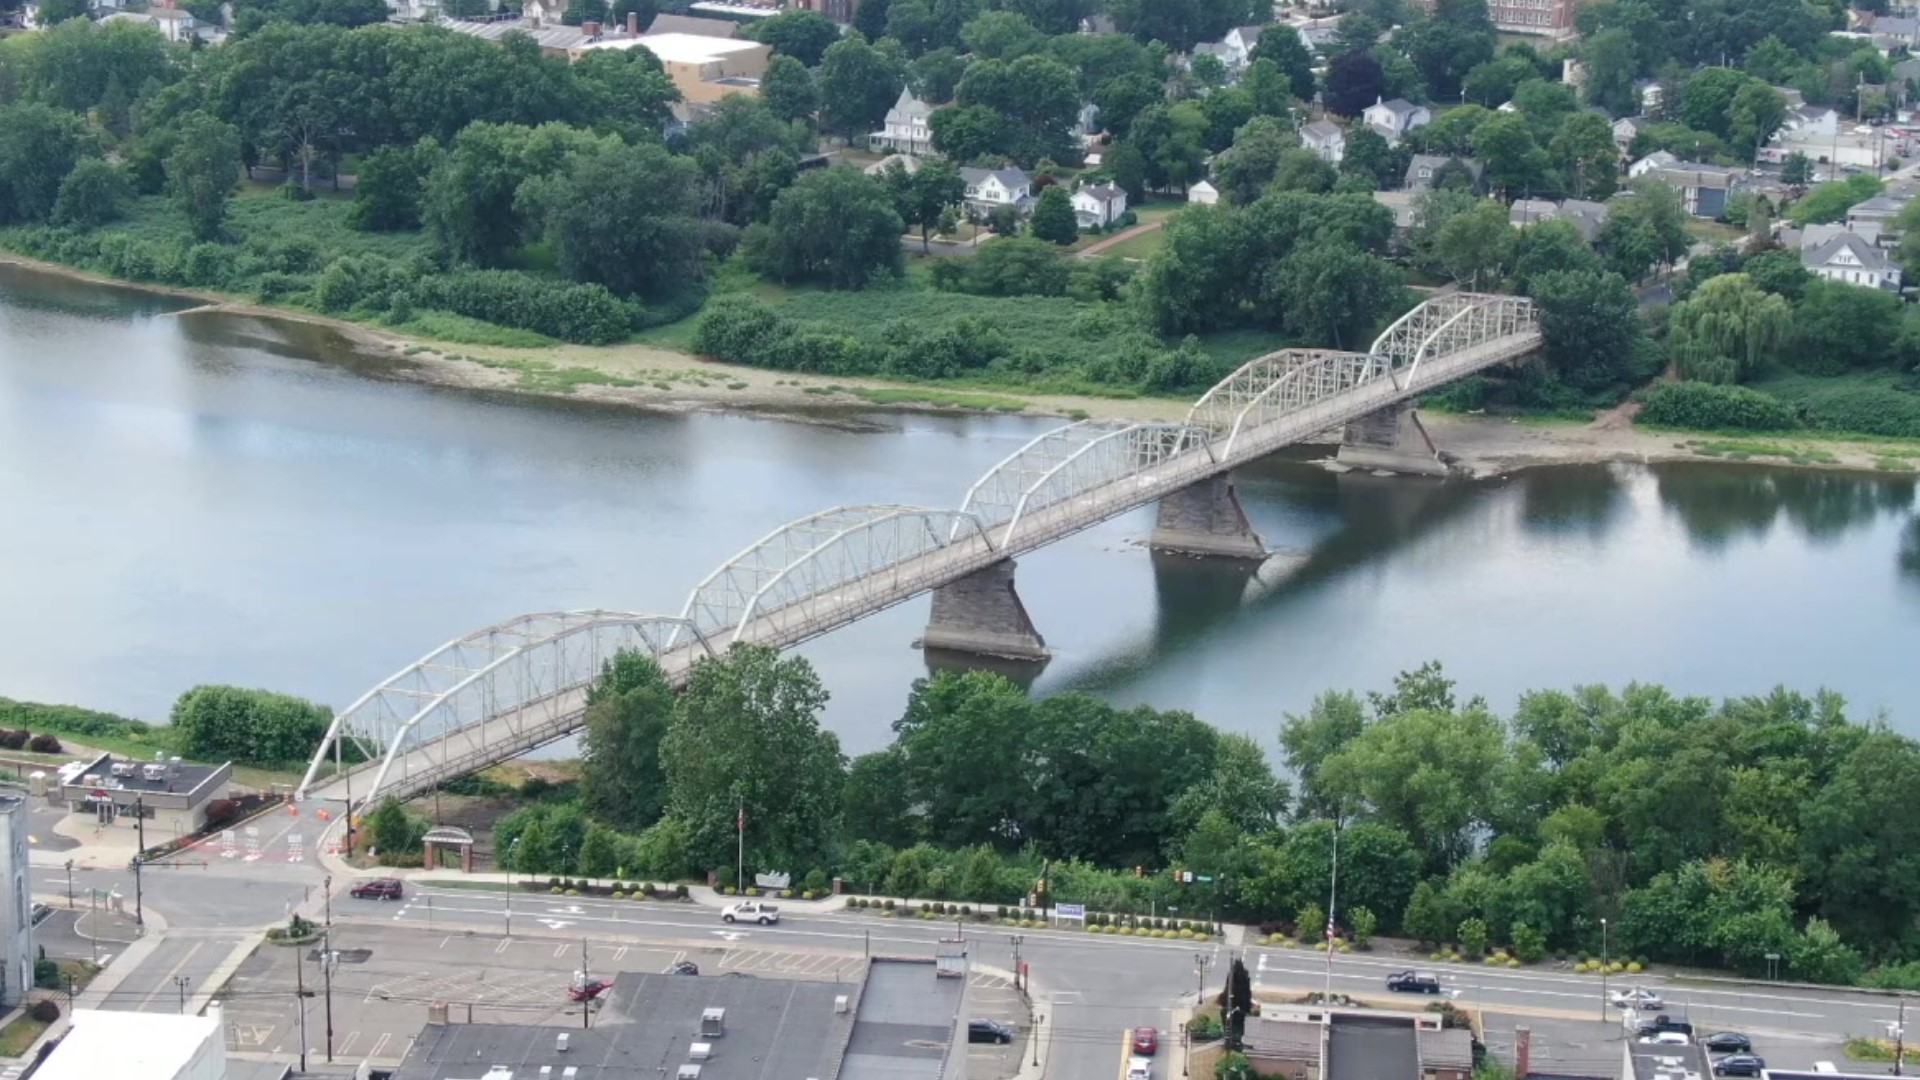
[3,262,1918,754]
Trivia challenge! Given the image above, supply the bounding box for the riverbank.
[8,252,1919,474]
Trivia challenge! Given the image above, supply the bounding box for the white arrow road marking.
[713,930,747,941]
[537,919,574,930]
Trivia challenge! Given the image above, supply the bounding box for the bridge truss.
[299,293,1539,806]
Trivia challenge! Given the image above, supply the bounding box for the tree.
[759,56,819,125]
[1798,733,1920,949]
[1279,821,1421,930]
[885,158,964,251]
[1432,198,1514,289]
[1169,733,1290,838]
[893,672,1036,848]
[571,46,681,144]
[424,122,591,268]
[1400,0,1496,101]
[1240,59,1296,121]
[369,799,414,858]
[1402,880,1453,944]
[350,139,440,232]
[1107,0,1255,52]
[749,166,904,289]
[169,685,333,766]
[910,48,968,103]
[1328,11,1382,59]
[1030,185,1079,244]
[1792,279,1903,374]
[843,748,918,847]
[576,824,622,879]
[954,54,1082,165]
[0,103,95,226]
[1318,697,1508,872]
[1325,52,1385,117]
[661,645,846,872]
[1271,147,1337,193]
[1463,55,1538,109]
[580,652,675,831]
[1580,27,1639,117]
[739,9,842,66]
[1602,177,1690,272]
[1667,272,1792,383]
[929,104,1007,161]
[522,138,704,299]
[1249,23,1316,98]
[50,158,129,229]
[1529,269,1644,393]
[1092,72,1165,141]
[961,10,1047,61]
[1549,112,1620,199]
[1790,175,1884,226]
[1281,690,1368,820]
[1216,116,1294,205]
[1129,101,1210,193]
[1473,113,1546,197]
[819,34,907,142]
[1271,243,1404,351]
[1727,81,1787,156]
[1339,125,1395,191]
[1781,151,1813,186]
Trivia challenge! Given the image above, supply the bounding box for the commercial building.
[1485,0,1583,37]
[391,958,970,1080]
[1622,1036,1710,1080]
[0,794,27,1008]
[36,1006,227,1080]
[57,752,232,841]
[1242,1004,1475,1080]
[576,32,771,102]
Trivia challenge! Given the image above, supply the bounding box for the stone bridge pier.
[1149,474,1266,559]
[1335,402,1449,476]
[918,558,1049,662]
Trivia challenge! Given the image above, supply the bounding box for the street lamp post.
[1600,918,1609,1024]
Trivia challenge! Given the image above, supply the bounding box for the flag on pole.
[737,805,745,833]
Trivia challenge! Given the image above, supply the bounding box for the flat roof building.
[573,32,770,101]
[59,752,231,841]
[0,794,26,1008]
[36,1006,227,1080]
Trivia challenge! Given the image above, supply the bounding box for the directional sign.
[1054,903,1087,921]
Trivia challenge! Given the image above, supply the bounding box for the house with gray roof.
[870,88,937,155]
[1404,155,1481,191]
[1301,119,1346,163]
[1362,96,1433,144]
[960,166,1034,217]
[647,12,738,36]
[1647,163,1741,218]
[1846,192,1911,244]
[1509,197,1610,240]
[1804,229,1903,290]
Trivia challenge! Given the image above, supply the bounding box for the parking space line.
[370,1033,391,1060]
[339,1031,361,1056]
[494,938,511,954]
[553,944,569,959]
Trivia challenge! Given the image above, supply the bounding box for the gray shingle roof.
[1804,230,1891,272]
[1301,120,1344,143]
[961,166,1031,189]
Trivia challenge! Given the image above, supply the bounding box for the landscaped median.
[838,896,1220,941]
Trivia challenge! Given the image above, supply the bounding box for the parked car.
[969,1019,1014,1044]
[1127,1056,1152,1080]
[1386,971,1442,994]
[1610,987,1664,1010]
[1639,1032,1692,1046]
[721,900,780,925]
[1702,1033,1753,1054]
[1713,1055,1766,1077]
[1636,1016,1695,1039]
[29,903,51,927]
[1133,1028,1159,1056]
[669,961,700,976]
[350,878,403,900]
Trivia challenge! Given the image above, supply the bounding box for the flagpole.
[1324,825,1339,1001]
[736,801,745,893]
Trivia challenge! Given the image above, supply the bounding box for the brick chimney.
[626,10,637,34]
[582,18,600,35]
[1515,1026,1532,1079]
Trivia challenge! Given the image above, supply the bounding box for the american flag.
[737,806,745,832]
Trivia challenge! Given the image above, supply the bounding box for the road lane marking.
[140,941,206,1012]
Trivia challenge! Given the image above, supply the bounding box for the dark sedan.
[1702,1033,1753,1054]
[1713,1055,1766,1077]
[969,1019,1014,1044]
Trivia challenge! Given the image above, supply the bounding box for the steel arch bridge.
[299,293,1539,808]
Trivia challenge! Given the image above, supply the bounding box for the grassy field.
[0,1012,49,1057]
[1094,226,1167,261]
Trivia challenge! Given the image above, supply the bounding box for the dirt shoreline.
[7,252,1915,476]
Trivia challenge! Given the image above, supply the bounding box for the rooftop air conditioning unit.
[562,1070,578,1079]
[689,1043,713,1061]
[834,995,850,1015]
[110,763,135,777]
[556,1032,570,1053]
[701,1007,726,1037]
[539,1067,552,1077]
[141,765,165,781]
[679,1066,703,1080]
[80,775,101,788]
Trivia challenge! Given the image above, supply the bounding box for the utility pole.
[323,933,336,1063]
[1323,825,1339,1002]
[323,875,332,929]
[736,800,745,895]
[1895,994,1907,1077]
[1011,935,1023,995]
[296,943,310,1072]
[133,796,146,927]
[1600,918,1610,1025]
[335,736,354,857]
[1194,952,1213,1005]
[64,860,73,910]
[174,975,190,1014]
[580,938,592,1031]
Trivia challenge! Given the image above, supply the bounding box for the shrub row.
[1758,375,1920,439]
[410,270,638,345]
[1637,381,1800,431]
[0,730,64,753]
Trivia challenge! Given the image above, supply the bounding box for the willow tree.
[1667,272,1792,384]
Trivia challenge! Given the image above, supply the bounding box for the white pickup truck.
[722,900,781,925]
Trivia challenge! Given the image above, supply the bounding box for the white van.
[1127,1056,1153,1080]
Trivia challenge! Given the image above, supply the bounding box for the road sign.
[1197,875,1214,883]
[1055,903,1086,921]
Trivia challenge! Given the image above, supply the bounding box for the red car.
[568,977,613,1002]
[349,878,403,900]
[1133,1028,1158,1056]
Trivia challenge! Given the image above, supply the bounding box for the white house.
[1300,120,1345,163]
[1787,104,1840,137]
[1220,24,1265,69]
[1071,182,1128,228]
[1404,154,1481,191]
[1188,180,1220,205]
[1628,149,1678,178]
[101,6,201,41]
[959,166,1033,217]
[1361,97,1432,144]
[1846,192,1911,244]
[1612,115,1650,150]
[1803,229,1903,289]
[1070,101,1101,141]
[869,88,937,156]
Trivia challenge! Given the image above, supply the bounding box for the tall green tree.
[739,8,842,66]
[1249,23,1316,99]
[661,645,846,872]
[819,34,907,141]
[1029,185,1079,244]
[0,102,94,225]
[1529,269,1645,393]
[579,652,676,832]
[521,138,706,299]
[1433,198,1515,289]
[760,55,820,125]
[51,158,130,229]
[170,685,333,766]
[747,166,904,289]
[165,113,245,242]
[883,157,965,252]
[1667,272,1792,383]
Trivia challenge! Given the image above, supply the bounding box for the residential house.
[1192,42,1236,70]
[869,88,937,155]
[1299,25,1340,55]
[1362,97,1432,144]
[1870,14,1920,50]
[101,5,200,43]
[1628,149,1678,178]
[1070,101,1101,142]
[16,1,39,27]
[1634,78,1663,113]
[960,166,1033,218]
[1072,183,1128,228]
[793,0,858,22]
[1612,115,1650,151]
[1300,120,1346,163]
[1188,180,1220,205]
[1404,154,1481,191]
[1373,189,1419,231]
[1846,192,1910,244]
[1776,85,1807,109]
[1787,104,1840,137]
[1220,24,1265,69]
[1509,198,1610,240]
[1807,230,1904,289]
[1647,162,1741,218]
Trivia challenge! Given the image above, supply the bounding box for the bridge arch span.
[961,420,1211,545]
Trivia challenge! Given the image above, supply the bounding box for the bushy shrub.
[29,732,66,753]
[0,730,27,750]
[34,959,59,990]
[315,255,405,314]
[30,999,60,1024]
[1637,381,1799,431]
[1758,374,1920,438]
[412,271,636,345]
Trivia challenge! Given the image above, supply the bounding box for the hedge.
[411,270,638,345]
[1637,381,1800,432]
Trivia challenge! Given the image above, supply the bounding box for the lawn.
[1094,225,1167,261]
[0,1012,50,1057]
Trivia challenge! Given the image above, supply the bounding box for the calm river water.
[4,262,1918,752]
